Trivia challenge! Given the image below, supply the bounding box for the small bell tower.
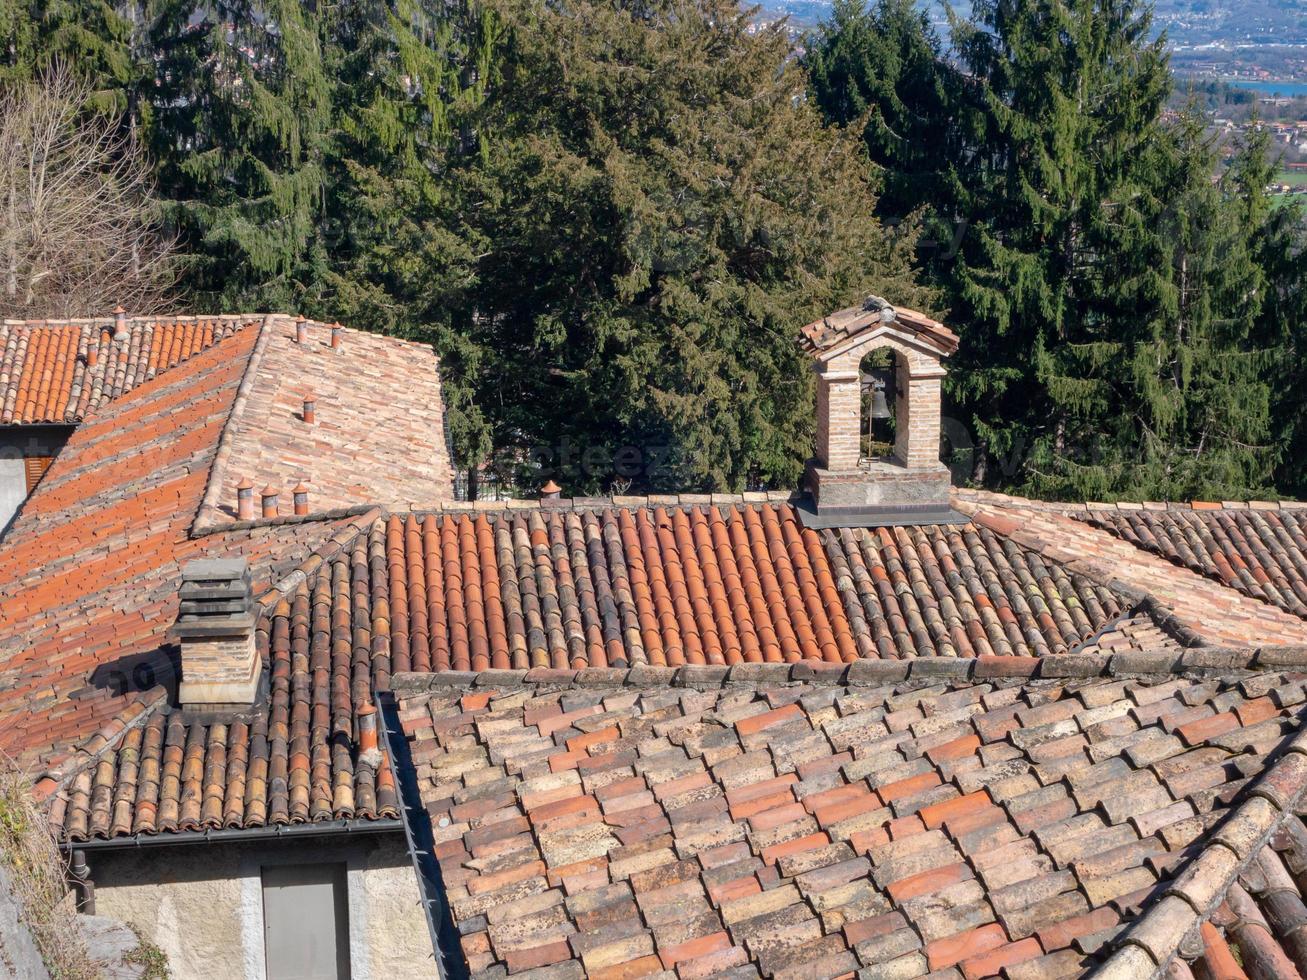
[799,296,961,525]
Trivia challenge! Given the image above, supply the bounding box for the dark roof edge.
[388,646,1307,699]
[1095,721,1307,979]
[59,817,404,852]
[188,503,379,541]
[376,688,467,980]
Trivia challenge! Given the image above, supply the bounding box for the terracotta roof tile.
[391,662,1307,978]
[954,495,1307,647]
[351,505,1128,674]
[0,315,254,424]
[193,319,453,528]
[798,296,959,358]
[1080,507,1307,621]
[0,315,453,788]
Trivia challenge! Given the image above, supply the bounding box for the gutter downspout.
[376,688,468,980]
[69,849,94,914]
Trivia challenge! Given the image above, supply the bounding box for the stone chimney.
[798,296,960,524]
[173,559,260,708]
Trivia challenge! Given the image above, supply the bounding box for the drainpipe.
[69,848,94,913]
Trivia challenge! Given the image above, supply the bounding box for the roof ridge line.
[952,487,1307,513]
[1094,717,1307,978]
[191,314,281,535]
[385,491,803,516]
[254,506,382,607]
[958,498,1307,647]
[188,503,378,541]
[387,645,1307,698]
[30,688,168,801]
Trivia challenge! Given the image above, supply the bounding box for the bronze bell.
[864,367,895,420]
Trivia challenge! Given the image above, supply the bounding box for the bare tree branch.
[0,65,177,320]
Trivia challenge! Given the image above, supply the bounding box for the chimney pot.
[173,559,259,708]
[292,482,309,516]
[86,347,98,368]
[112,306,128,342]
[295,317,308,344]
[302,393,316,425]
[236,477,256,521]
[330,323,342,349]
[541,480,562,499]
[261,486,279,519]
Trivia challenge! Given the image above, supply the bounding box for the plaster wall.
[0,424,73,534]
[85,833,432,980]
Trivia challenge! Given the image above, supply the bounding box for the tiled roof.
[799,297,959,358]
[955,496,1307,648]
[355,504,1129,670]
[1078,505,1307,620]
[0,315,254,424]
[392,657,1307,979]
[0,316,454,775]
[50,537,399,839]
[48,501,1133,844]
[193,318,453,530]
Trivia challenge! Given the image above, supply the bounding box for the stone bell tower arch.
[799,296,961,524]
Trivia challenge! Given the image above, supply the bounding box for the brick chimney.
[173,559,260,707]
[798,297,960,523]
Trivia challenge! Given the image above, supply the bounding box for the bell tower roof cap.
[799,295,958,360]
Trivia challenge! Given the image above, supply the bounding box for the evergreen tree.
[149,0,333,310]
[805,0,956,224]
[456,0,932,494]
[808,0,1282,500]
[318,0,495,471]
[1032,109,1274,499]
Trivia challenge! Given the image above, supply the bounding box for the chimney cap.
[181,557,249,582]
[541,479,562,498]
[358,701,376,718]
[292,481,309,494]
[261,484,278,496]
[113,305,126,315]
[237,477,254,491]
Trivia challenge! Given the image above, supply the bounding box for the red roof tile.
[392,661,1307,978]
[954,495,1307,647]
[1080,506,1307,621]
[0,316,454,780]
[0,315,255,424]
[799,296,959,358]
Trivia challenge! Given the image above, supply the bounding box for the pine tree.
[149,0,333,310]
[804,0,956,224]
[316,0,496,472]
[456,0,933,494]
[1036,109,1274,499]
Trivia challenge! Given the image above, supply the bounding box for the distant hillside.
[762,0,1307,54]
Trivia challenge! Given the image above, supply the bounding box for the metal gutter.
[376,688,468,980]
[59,817,405,852]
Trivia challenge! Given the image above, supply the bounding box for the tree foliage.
[807,0,1291,501]
[454,0,933,493]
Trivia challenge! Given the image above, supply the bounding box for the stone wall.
[86,832,432,980]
